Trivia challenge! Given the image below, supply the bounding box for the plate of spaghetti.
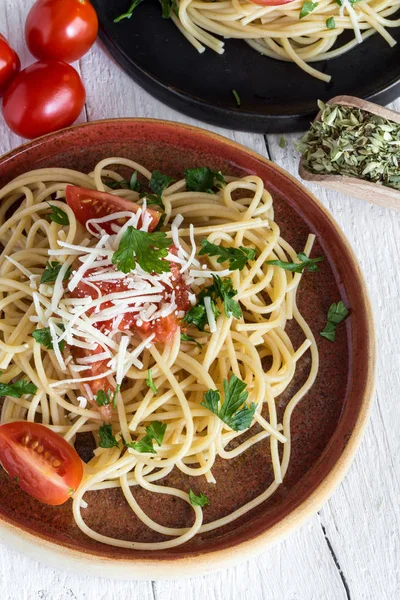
[0,119,374,579]
[91,0,400,132]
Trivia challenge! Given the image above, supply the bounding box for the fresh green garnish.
[40,261,72,284]
[148,170,174,206]
[189,489,210,507]
[13,476,19,483]
[201,375,256,432]
[183,275,241,331]
[113,384,120,408]
[46,201,69,226]
[184,168,226,193]
[180,333,203,349]
[113,0,145,22]
[98,424,119,448]
[199,239,256,271]
[112,226,171,274]
[266,252,324,273]
[106,172,141,192]
[160,0,179,18]
[279,136,287,149]
[298,101,400,191]
[320,301,349,342]
[326,16,336,29]
[232,89,241,107]
[123,421,167,454]
[299,1,318,18]
[146,369,158,394]
[32,325,66,351]
[0,379,37,398]
[95,389,112,407]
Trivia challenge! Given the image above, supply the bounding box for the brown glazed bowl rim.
[0,118,376,580]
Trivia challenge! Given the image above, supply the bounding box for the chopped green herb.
[189,489,210,507]
[106,172,141,192]
[40,261,72,284]
[320,301,349,342]
[279,136,287,149]
[98,424,119,448]
[184,167,226,193]
[46,202,69,226]
[183,302,218,332]
[232,89,241,107]
[180,333,203,349]
[266,252,324,273]
[123,421,166,454]
[146,369,158,394]
[112,226,171,274]
[32,325,66,351]
[299,1,318,18]
[201,374,256,432]
[95,389,112,407]
[199,239,256,271]
[114,0,145,22]
[113,384,120,408]
[141,170,175,207]
[0,379,37,398]
[326,16,336,29]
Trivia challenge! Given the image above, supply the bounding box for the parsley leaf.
[199,239,256,271]
[149,170,174,198]
[326,16,336,28]
[123,421,166,454]
[160,0,179,18]
[180,333,203,349]
[112,226,171,274]
[232,89,241,107]
[0,379,37,398]
[184,168,226,193]
[32,325,66,351]
[98,424,119,448]
[95,389,112,407]
[146,369,158,394]
[106,172,141,192]
[266,252,324,273]
[46,201,69,225]
[201,375,256,432]
[113,384,120,408]
[40,261,72,284]
[189,489,210,507]
[300,1,318,18]
[114,0,145,22]
[320,301,349,342]
[183,275,241,330]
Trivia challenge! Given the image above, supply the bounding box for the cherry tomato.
[25,0,98,63]
[0,421,83,505]
[2,60,86,139]
[249,0,294,4]
[0,34,20,97]
[65,186,162,234]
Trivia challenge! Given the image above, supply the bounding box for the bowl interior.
[0,120,373,563]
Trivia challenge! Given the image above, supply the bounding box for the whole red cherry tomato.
[0,34,20,97]
[2,60,86,139]
[25,0,98,63]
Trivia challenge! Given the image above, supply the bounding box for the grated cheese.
[204,296,217,333]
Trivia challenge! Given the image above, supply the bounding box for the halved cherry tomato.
[0,421,83,505]
[249,0,294,4]
[0,34,20,97]
[25,0,98,63]
[2,60,86,139]
[65,185,161,234]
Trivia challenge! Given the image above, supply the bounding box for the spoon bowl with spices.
[298,96,400,211]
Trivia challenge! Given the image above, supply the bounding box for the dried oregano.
[297,101,400,191]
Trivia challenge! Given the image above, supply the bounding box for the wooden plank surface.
[0,2,399,598]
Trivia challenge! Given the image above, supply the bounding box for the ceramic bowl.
[0,119,375,579]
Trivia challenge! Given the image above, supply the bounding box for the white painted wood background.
[0,1,399,598]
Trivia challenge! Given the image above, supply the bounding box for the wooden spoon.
[298,95,400,211]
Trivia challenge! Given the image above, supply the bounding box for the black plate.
[92,0,400,132]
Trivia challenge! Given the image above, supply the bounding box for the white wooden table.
[1,2,400,598]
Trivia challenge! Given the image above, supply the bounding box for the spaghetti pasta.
[0,158,320,549]
[171,0,400,81]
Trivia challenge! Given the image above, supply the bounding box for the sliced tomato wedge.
[65,185,161,234]
[0,421,83,505]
